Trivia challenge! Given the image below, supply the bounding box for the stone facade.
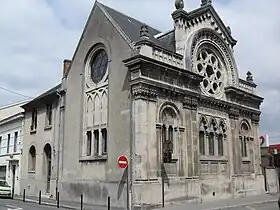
[20,0,265,209]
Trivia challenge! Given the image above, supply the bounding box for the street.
[0,198,68,210]
[230,202,278,210]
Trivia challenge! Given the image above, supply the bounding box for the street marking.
[245,206,255,210]
[6,205,22,210]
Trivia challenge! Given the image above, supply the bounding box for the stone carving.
[246,71,254,83]
[195,48,225,98]
[228,107,239,119]
[175,0,184,10]
[201,0,212,6]
[140,24,149,40]
[131,85,157,100]
[191,29,237,86]
[183,96,198,110]
[251,113,260,123]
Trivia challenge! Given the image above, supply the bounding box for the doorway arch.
[43,144,52,193]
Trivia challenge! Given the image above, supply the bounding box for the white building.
[0,100,29,195]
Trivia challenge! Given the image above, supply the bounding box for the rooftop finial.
[246,71,254,83]
[201,0,212,6]
[140,24,149,40]
[175,0,184,10]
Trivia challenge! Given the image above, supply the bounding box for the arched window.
[199,116,208,155]
[240,122,250,157]
[218,134,223,156]
[199,131,205,155]
[28,146,36,173]
[208,132,215,156]
[160,106,178,163]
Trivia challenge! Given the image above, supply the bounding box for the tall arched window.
[208,132,215,156]
[160,106,179,163]
[199,116,208,155]
[28,146,36,173]
[240,122,250,157]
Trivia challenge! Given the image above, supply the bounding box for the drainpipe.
[55,91,62,200]
[129,86,133,210]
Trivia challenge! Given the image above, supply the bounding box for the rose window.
[196,49,224,96]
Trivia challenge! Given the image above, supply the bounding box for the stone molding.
[131,84,157,101]
[183,96,198,110]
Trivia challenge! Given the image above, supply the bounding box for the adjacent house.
[0,100,29,195]
[20,0,265,208]
[20,84,61,197]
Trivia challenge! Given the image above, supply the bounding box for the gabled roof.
[97,2,176,52]
[21,83,61,110]
[172,4,237,46]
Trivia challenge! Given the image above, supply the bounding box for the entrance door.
[11,165,16,196]
[44,144,52,193]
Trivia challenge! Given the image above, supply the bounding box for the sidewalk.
[157,193,279,210]
[14,193,279,210]
[14,195,124,210]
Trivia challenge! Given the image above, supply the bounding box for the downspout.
[55,91,62,200]
[129,84,133,210]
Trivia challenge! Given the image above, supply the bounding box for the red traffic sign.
[118,155,128,169]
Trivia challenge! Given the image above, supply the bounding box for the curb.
[203,199,277,210]
[15,197,278,210]
[15,198,80,210]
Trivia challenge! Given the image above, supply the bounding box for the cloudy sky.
[0,0,279,142]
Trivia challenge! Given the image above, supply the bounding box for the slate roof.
[98,2,176,52]
[21,83,61,109]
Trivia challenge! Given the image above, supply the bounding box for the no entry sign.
[118,155,128,168]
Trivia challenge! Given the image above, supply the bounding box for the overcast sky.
[0,0,279,143]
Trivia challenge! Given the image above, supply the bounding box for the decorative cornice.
[183,96,198,110]
[251,113,261,124]
[124,54,200,81]
[131,84,157,101]
[225,86,263,109]
[228,107,239,120]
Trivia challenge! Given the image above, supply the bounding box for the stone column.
[146,100,158,178]
[183,97,193,177]
[132,86,157,179]
[228,107,241,175]
[183,97,199,177]
[251,113,261,175]
[156,124,162,177]
[191,98,199,176]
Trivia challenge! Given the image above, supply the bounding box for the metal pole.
[108,196,111,210]
[126,169,129,210]
[39,190,41,205]
[23,189,26,202]
[81,194,83,210]
[57,192,60,208]
[161,163,164,207]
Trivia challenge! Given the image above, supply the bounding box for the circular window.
[196,49,224,96]
[90,49,108,84]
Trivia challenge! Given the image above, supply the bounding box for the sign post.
[118,155,129,210]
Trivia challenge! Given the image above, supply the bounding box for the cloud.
[0,0,279,142]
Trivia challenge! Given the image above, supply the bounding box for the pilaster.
[183,96,199,176]
[132,85,157,179]
[228,107,241,175]
[251,113,261,174]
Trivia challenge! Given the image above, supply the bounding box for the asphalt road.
[230,202,279,210]
[0,198,68,210]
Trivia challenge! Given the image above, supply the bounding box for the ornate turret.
[201,0,212,6]
[175,0,184,10]
[140,24,149,40]
[246,71,254,83]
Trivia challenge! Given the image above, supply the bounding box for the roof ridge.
[97,2,161,34]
